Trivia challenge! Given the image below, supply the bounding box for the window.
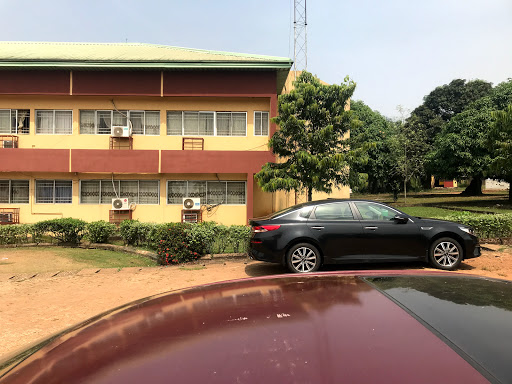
[354,202,399,221]
[217,112,246,136]
[36,110,72,134]
[35,180,72,204]
[79,180,159,204]
[80,110,160,135]
[0,109,30,134]
[254,111,269,136]
[313,202,354,220]
[167,181,246,205]
[166,111,246,136]
[0,180,29,203]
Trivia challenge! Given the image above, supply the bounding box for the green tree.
[255,71,365,201]
[349,100,399,194]
[407,79,493,188]
[487,104,512,200]
[427,80,512,195]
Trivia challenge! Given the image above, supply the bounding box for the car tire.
[429,237,463,271]
[286,243,321,273]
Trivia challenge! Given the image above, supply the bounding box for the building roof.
[0,41,292,70]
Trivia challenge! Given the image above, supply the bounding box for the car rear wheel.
[286,243,321,273]
[429,237,463,270]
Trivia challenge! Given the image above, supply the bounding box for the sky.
[1,0,511,119]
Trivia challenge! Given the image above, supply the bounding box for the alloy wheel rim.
[433,241,460,267]
[291,247,317,272]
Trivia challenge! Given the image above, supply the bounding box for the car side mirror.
[393,215,409,224]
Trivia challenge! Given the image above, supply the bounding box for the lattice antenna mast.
[294,0,307,77]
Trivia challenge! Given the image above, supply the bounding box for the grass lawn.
[0,247,157,272]
[397,206,456,218]
[354,190,511,215]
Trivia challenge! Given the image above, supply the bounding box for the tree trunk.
[461,177,483,196]
[307,188,312,202]
[507,178,512,202]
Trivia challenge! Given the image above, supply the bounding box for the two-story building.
[0,42,348,226]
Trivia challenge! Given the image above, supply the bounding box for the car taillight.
[252,225,281,233]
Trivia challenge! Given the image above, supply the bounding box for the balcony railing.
[0,135,18,148]
[0,208,20,225]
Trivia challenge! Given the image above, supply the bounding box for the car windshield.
[366,275,512,383]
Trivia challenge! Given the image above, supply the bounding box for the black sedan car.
[249,199,481,273]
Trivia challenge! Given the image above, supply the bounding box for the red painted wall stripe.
[0,148,69,172]
[161,150,274,174]
[73,71,161,96]
[0,71,69,95]
[71,149,159,173]
[163,71,277,96]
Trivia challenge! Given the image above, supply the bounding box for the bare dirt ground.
[1,245,511,359]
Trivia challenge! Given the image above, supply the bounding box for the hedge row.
[0,219,252,265]
[438,212,512,239]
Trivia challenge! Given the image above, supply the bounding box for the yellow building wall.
[0,95,272,152]
[1,172,247,225]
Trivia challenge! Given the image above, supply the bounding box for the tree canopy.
[255,71,365,201]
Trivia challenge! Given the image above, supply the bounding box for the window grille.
[36,180,72,204]
[167,181,246,205]
[254,111,269,136]
[80,180,159,204]
[36,110,72,134]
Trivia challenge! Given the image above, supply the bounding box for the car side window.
[313,202,354,220]
[354,202,398,221]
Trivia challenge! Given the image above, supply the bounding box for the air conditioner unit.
[3,140,17,148]
[111,126,131,137]
[112,197,130,210]
[182,197,201,210]
[182,211,200,223]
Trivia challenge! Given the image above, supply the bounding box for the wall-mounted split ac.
[182,197,200,210]
[112,197,129,210]
[111,126,131,137]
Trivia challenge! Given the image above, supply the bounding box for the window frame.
[254,111,270,136]
[79,110,160,136]
[166,111,247,137]
[0,109,30,135]
[166,180,246,205]
[79,180,160,205]
[35,110,73,135]
[0,180,30,204]
[35,180,73,204]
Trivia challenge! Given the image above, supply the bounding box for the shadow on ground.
[244,260,444,277]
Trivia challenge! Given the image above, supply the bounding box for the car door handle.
[311,226,324,230]
[364,226,378,230]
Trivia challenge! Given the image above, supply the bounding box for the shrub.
[228,225,251,253]
[187,221,217,255]
[444,212,512,239]
[119,220,164,248]
[32,218,86,245]
[213,224,230,253]
[86,221,117,243]
[156,223,202,265]
[0,224,34,244]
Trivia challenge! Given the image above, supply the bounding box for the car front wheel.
[429,237,463,270]
[286,243,321,273]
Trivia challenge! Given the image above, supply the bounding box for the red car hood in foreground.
[1,270,510,383]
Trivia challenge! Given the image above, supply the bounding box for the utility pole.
[294,0,307,77]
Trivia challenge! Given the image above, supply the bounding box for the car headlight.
[459,226,475,235]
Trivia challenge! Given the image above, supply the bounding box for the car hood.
[0,272,497,384]
[413,217,462,227]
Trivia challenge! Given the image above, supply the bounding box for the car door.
[307,202,364,262]
[352,201,425,260]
